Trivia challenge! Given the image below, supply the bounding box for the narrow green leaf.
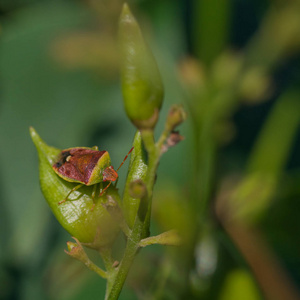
[193,0,231,66]
[229,90,300,223]
[247,90,300,175]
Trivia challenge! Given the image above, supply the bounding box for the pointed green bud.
[166,105,187,131]
[29,127,119,248]
[65,237,89,262]
[119,3,164,129]
[65,237,107,278]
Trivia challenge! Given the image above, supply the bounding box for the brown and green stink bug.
[52,146,134,206]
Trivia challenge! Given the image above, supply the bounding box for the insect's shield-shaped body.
[53,147,117,185]
[30,127,121,246]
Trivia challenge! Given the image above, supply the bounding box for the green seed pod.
[122,131,148,228]
[30,127,119,248]
[119,3,164,129]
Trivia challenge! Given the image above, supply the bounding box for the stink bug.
[52,146,134,207]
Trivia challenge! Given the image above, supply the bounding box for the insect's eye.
[55,162,62,168]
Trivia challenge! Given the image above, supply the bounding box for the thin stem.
[85,260,108,279]
[222,220,300,300]
[99,246,115,273]
[139,230,181,247]
[156,123,172,150]
[140,129,159,236]
[105,126,172,298]
[106,199,145,300]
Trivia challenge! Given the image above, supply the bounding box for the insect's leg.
[90,184,98,211]
[99,182,103,194]
[58,183,83,205]
[99,181,112,196]
[91,183,97,201]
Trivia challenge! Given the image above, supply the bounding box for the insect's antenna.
[116,147,134,172]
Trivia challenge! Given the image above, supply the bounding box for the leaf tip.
[29,126,41,147]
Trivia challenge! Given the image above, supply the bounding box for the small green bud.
[166,105,187,131]
[66,241,77,252]
[119,3,164,129]
[65,237,89,262]
[29,127,119,248]
[65,237,107,278]
[129,179,147,199]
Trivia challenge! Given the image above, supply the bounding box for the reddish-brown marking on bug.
[53,148,106,185]
[53,146,134,207]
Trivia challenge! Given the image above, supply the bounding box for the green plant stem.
[193,0,231,65]
[156,122,172,150]
[85,260,108,279]
[105,126,173,299]
[99,247,115,272]
[139,230,181,247]
[197,126,216,220]
[105,199,145,300]
[140,129,159,236]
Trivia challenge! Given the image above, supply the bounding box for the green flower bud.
[65,237,89,262]
[29,127,119,248]
[65,237,107,278]
[119,3,164,129]
[166,104,187,131]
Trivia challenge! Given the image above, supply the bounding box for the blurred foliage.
[0,0,300,299]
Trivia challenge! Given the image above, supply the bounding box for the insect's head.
[102,147,134,183]
[103,166,118,182]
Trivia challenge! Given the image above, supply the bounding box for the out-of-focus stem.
[222,220,300,300]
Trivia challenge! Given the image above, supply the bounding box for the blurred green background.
[1,0,300,299]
